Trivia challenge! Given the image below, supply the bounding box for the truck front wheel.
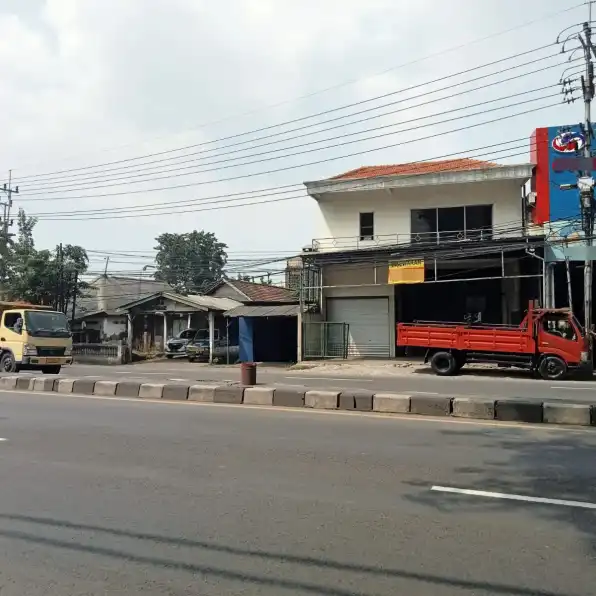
[538,356,567,380]
[0,352,16,373]
[430,351,458,376]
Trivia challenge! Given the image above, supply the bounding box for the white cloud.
[0,0,585,272]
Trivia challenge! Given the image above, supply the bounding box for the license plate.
[45,358,60,364]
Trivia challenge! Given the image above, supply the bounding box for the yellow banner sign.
[388,259,425,284]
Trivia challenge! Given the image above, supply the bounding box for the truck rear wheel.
[430,351,458,376]
[538,356,567,380]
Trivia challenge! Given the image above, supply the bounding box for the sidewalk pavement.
[2,374,595,429]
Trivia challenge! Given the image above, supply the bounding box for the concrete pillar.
[127,314,133,351]
[162,313,167,350]
[187,313,192,328]
[543,263,555,309]
[297,307,303,362]
[208,311,215,364]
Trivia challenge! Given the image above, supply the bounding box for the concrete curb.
[2,375,596,428]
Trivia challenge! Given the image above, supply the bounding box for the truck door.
[538,313,582,364]
[1,311,24,363]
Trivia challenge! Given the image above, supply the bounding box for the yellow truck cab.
[0,302,73,374]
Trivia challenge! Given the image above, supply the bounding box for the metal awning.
[224,304,300,318]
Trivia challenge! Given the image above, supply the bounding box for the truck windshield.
[24,311,71,338]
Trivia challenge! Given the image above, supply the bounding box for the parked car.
[186,335,239,363]
[165,328,197,359]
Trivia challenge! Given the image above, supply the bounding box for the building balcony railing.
[310,228,512,252]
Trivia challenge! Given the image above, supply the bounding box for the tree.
[154,231,227,294]
[5,208,89,309]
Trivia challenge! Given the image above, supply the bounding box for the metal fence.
[302,322,349,359]
[73,342,126,365]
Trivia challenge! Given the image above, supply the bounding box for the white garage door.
[327,297,390,358]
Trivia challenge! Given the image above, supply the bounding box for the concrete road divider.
[2,374,596,429]
[305,390,339,410]
[244,387,274,406]
[339,390,373,411]
[1,376,18,389]
[73,379,96,395]
[138,383,165,399]
[373,393,410,414]
[495,400,543,423]
[55,379,75,393]
[214,385,244,404]
[273,386,306,408]
[92,380,118,396]
[410,395,452,417]
[452,397,495,420]
[115,381,141,398]
[188,384,218,402]
[162,384,189,401]
[543,402,592,426]
[33,378,56,392]
[16,377,34,391]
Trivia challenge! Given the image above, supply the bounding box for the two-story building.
[300,158,543,359]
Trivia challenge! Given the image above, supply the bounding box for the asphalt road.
[0,391,593,595]
[38,360,596,404]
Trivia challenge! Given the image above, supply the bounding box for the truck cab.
[0,304,73,374]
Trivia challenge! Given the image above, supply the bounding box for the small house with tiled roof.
[299,157,541,359]
[205,279,299,362]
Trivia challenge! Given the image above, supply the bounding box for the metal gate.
[302,322,349,359]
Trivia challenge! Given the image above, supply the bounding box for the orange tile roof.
[331,158,498,180]
[225,279,297,303]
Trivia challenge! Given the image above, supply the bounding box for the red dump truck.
[396,304,591,380]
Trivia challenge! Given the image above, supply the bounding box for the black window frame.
[359,212,375,241]
[410,204,493,243]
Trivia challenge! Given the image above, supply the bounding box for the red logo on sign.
[552,131,585,153]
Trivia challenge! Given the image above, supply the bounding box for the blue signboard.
[546,125,589,223]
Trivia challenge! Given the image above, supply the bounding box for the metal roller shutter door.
[327,297,390,357]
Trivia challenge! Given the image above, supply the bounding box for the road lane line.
[431,485,596,509]
[550,386,595,391]
[284,376,374,382]
[410,391,439,395]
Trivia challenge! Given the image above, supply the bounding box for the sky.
[0,0,590,276]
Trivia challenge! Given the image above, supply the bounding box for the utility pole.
[559,15,596,353]
[71,271,78,324]
[0,170,17,241]
[578,20,596,340]
[57,243,64,312]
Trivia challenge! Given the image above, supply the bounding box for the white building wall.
[103,316,127,340]
[315,179,522,248]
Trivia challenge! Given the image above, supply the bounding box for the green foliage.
[2,209,89,308]
[154,231,227,294]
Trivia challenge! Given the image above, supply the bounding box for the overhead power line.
[27,137,534,219]
[20,77,567,194]
[18,50,569,189]
[29,140,540,221]
[21,102,560,213]
[14,43,561,184]
[21,99,555,207]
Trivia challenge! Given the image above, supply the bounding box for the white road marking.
[431,485,596,509]
[284,376,373,382]
[550,386,594,391]
[168,378,190,382]
[0,438,7,442]
[410,391,439,395]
